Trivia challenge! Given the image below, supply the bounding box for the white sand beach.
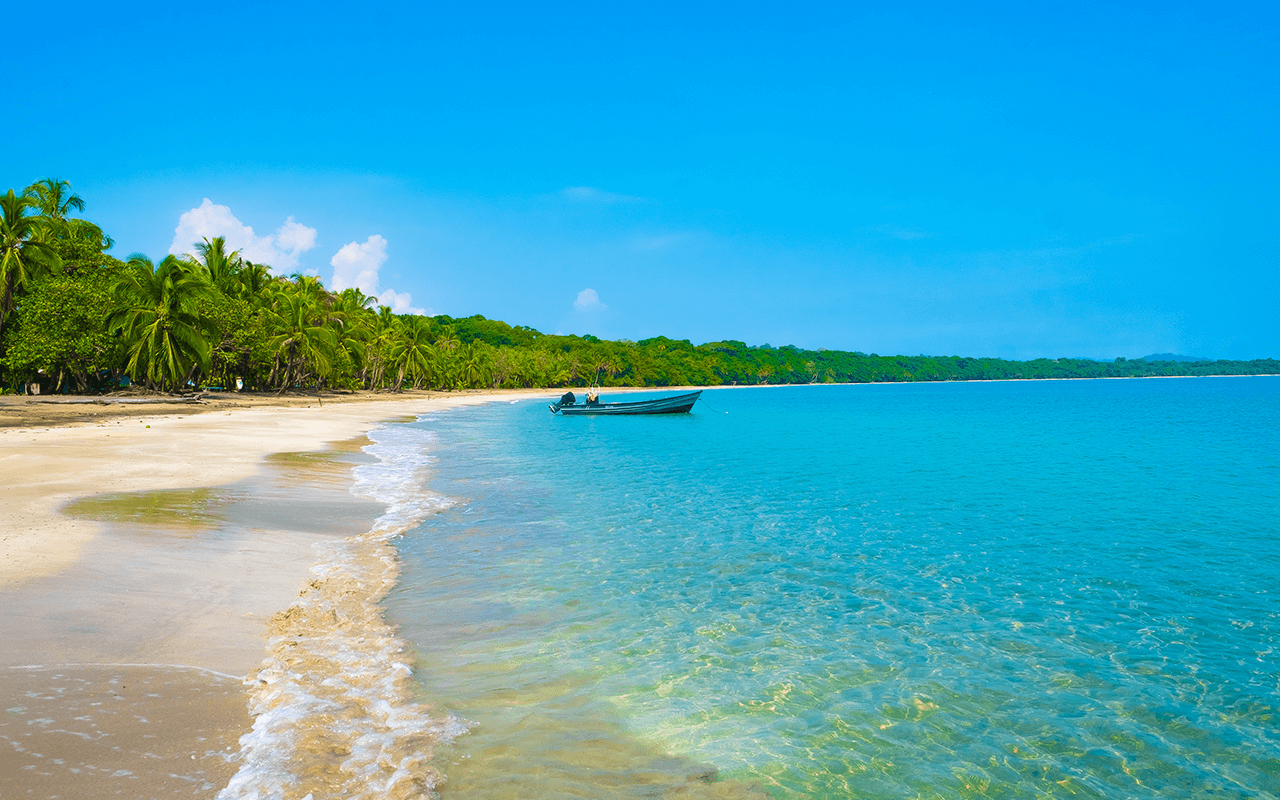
[0,389,548,799]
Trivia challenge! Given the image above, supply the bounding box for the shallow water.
[385,379,1280,798]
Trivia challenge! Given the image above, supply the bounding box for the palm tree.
[458,342,493,388]
[289,273,332,307]
[22,178,113,269]
[193,236,243,295]
[388,315,438,389]
[108,254,215,391]
[330,288,378,384]
[430,324,461,387]
[23,178,84,221]
[592,359,620,386]
[365,306,402,388]
[237,260,274,301]
[0,190,55,328]
[264,283,338,389]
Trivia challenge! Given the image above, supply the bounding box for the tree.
[263,283,338,389]
[329,288,377,385]
[387,315,437,389]
[108,254,215,390]
[458,342,493,388]
[2,270,125,391]
[236,260,274,301]
[200,292,270,390]
[23,178,84,221]
[23,178,113,271]
[0,190,55,329]
[193,236,243,295]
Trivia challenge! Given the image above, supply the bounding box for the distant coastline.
[3,177,1273,398]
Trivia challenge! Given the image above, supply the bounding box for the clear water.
[388,379,1280,799]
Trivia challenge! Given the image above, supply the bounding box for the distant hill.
[1140,353,1211,362]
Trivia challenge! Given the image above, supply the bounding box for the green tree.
[2,269,126,391]
[23,177,83,221]
[264,283,338,389]
[458,341,493,388]
[108,254,215,390]
[192,236,244,295]
[387,315,438,389]
[200,292,271,390]
[23,178,114,272]
[0,190,55,329]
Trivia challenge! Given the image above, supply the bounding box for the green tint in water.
[65,487,232,530]
[390,380,1280,798]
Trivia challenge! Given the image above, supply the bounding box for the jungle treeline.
[2,179,1276,394]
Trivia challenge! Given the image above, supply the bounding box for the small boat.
[549,390,701,416]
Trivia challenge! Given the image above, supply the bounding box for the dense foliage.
[1,178,1276,394]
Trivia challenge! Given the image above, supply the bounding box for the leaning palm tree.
[107,254,216,391]
[0,190,55,328]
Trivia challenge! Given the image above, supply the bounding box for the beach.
[0,389,546,799]
[4,379,1277,799]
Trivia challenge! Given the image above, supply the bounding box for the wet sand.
[1,664,249,799]
[0,390,548,798]
[0,390,548,587]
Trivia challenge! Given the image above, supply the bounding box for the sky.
[6,0,1277,360]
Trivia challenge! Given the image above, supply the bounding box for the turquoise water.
[388,378,1280,798]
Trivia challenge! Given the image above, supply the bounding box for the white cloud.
[379,287,427,316]
[275,217,318,254]
[573,288,606,312]
[330,235,388,295]
[329,235,427,315]
[169,199,317,272]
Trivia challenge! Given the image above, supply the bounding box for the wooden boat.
[549,390,701,416]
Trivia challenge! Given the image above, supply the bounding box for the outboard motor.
[559,391,576,406]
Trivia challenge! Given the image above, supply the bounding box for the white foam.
[217,422,469,800]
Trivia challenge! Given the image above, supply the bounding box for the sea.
[223,377,1280,799]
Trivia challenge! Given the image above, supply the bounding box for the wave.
[217,424,469,800]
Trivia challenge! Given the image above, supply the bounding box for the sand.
[0,389,546,588]
[0,388,550,798]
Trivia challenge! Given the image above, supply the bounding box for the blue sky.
[6,1,1277,359]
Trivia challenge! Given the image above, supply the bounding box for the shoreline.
[0,388,552,587]
[6,378,1269,796]
[0,388,552,799]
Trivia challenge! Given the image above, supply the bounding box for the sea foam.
[217,424,468,800]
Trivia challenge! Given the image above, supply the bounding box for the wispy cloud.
[169,199,317,271]
[573,288,606,312]
[869,224,933,241]
[632,232,694,251]
[560,186,642,204]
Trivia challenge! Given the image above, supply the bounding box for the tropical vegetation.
[1,178,1277,395]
